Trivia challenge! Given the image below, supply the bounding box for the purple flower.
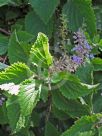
[84,41,92,50]
[72,55,83,64]
[86,54,94,59]
[72,45,83,52]
[89,54,94,59]
[73,31,85,45]
[72,30,94,66]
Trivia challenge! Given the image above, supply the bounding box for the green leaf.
[92,58,102,71]
[11,18,25,32]
[8,31,34,64]
[18,80,41,116]
[31,111,40,127]
[0,35,8,55]
[63,0,96,37]
[9,0,27,6]
[75,62,94,84]
[25,11,53,38]
[6,9,20,21]
[29,32,53,68]
[16,129,35,136]
[0,0,10,7]
[98,126,102,136]
[0,62,32,84]
[29,0,59,24]
[59,81,98,99]
[0,103,8,124]
[93,90,102,113]
[94,5,102,31]
[51,71,80,84]
[40,86,49,102]
[94,71,102,89]
[45,121,60,136]
[52,105,69,120]
[52,72,98,99]
[61,114,102,136]
[78,131,93,136]
[52,91,90,117]
[6,96,27,132]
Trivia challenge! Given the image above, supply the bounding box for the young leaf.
[29,33,53,67]
[29,0,59,24]
[61,114,102,136]
[18,80,41,116]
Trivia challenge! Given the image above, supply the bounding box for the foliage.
[0,0,102,136]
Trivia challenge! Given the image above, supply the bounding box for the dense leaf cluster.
[0,0,102,136]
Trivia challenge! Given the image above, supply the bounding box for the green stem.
[90,93,94,114]
[90,71,94,114]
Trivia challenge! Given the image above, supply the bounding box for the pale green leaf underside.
[0,83,20,95]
